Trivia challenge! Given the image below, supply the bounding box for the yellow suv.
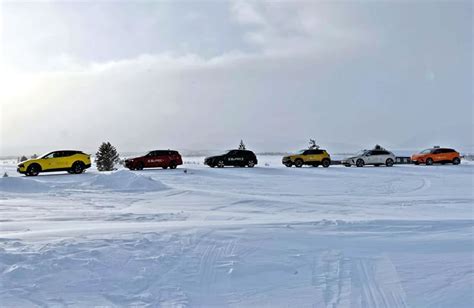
[282,148,331,168]
[17,150,91,176]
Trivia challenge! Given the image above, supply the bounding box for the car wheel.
[414,161,419,165]
[217,160,225,168]
[72,161,85,174]
[294,159,303,168]
[248,160,255,168]
[453,157,461,165]
[385,158,394,167]
[322,159,330,168]
[284,162,292,167]
[356,159,365,167]
[169,162,177,169]
[26,164,40,176]
[344,164,351,167]
[426,158,434,166]
[136,163,144,170]
[162,166,168,169]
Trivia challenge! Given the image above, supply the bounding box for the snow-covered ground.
[1,156,473,307]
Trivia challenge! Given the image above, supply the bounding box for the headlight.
[18,164,25,168]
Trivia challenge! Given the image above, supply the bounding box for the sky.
[0,0,472,156]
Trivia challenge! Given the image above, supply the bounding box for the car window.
[43,152,56,159]
[53,152,63,158]
[365,151,373,156]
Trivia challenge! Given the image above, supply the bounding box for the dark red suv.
[125,150,183,170]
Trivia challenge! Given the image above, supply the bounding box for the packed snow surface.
[0,157,473,307]
[85,170,169,192]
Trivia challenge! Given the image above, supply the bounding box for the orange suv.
[411,147,461,165]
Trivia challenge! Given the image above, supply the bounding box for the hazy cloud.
[1,1,472,155]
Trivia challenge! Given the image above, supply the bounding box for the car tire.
[284,162,292,167]
[385,158,394,167]
[453,157,461,165]
[26,164,40,176]
[162,166,168,169]
[344,164,351,167]
[248,160,255,168]
[356,159,365,167]
[426,158,434,166]
[294,159,303,168]
[136,163,144,170]
[217,160,225,168]
[72,161,85,174]
[322,159,330,168]
[414,162,419,165]
[169,162,177,169]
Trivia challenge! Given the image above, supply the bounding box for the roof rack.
[433,145,440,148]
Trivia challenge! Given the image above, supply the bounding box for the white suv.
[343,147,396,167]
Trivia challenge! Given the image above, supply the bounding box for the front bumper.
[17,168,27,174]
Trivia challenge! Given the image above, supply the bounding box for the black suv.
[204,150,258,168]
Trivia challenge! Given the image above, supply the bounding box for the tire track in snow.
[351,255,408,308]
[312,250,352,308]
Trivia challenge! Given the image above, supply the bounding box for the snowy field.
[0,156,473,307]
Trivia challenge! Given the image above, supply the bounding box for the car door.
[41,152,56,170]
[431,149,442,162]
[144,151,155,167]
[50,151,67,169]
[439,149,451,162]
[377,150,389,164]
[365,151,378,164]
[227,150,243,166]
[147,151,164,167]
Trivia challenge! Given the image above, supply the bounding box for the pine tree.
[239,140,246,150]
[95,142,120,171]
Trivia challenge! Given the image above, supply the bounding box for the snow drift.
[84,170,168,192]
[0,177,51,193]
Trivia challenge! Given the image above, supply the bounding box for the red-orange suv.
[411,147,461,165]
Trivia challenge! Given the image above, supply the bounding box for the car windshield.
[298,150,306,154]
[355,150,369,156]
[420,149,432,154]
[39,152,53,159]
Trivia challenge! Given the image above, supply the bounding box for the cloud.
[1,1,472,155]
